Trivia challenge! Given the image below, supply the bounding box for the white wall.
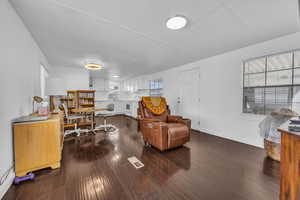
[125,32,300,148]
[47,66,89,95]
[0,0,51,198]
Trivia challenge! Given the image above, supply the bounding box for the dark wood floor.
[3,116,280,200]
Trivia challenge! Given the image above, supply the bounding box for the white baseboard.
[0,171,15,200]
[194,128,264,148]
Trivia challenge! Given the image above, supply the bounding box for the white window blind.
[149,79,163,97]
[243,50,300,114]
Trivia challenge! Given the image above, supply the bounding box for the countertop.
[13,113,62,125]
[278,121,300,136]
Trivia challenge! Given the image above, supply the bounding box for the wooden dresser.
[13,113,64,176]
[278,123,300,200]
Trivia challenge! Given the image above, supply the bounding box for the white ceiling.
[10,0,300,80]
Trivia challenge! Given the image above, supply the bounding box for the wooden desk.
[71,107,107,113]
[71,107,107,130]
[278,123,300,200]
[13,113,64,176]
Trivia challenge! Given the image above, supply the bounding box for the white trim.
[243,48,300,63]
[0,171,15,199]
[40,64,48,98]
[197,128,264,148]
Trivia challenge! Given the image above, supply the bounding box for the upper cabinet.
[93,78,109,91]
[137,75,150,90]
[121,80,128,92]
[120,75,156,93]
[93,78,120,92]
[132,78,138,92]
[121,79,137,92]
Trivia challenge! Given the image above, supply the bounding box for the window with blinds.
[149,79,163,97]
[243,51,300,115]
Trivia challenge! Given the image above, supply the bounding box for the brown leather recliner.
[138,97,191,151]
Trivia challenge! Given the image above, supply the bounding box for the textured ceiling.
[10,0,300,80]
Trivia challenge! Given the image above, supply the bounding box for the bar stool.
[94,104,118,133]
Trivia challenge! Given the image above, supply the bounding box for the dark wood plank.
[3,116,280,200]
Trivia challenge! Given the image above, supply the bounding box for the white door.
[178,69,200,130]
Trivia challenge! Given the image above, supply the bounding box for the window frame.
[242,49,300,115]
[40,64,48,98]
[149,78,163,97]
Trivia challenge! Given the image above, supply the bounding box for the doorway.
[178,68,200,130]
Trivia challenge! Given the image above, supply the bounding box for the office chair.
[94,104,118,133]
[62,104,89,137]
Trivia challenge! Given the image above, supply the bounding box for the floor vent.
[128,156,144,169]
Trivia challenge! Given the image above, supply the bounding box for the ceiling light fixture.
[112,75,120,78]
[84,63,103,70]
[166,16,188,30]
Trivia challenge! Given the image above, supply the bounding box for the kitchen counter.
[95,99,139,118]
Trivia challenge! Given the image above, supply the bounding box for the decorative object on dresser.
[138,96,191,151]
[278,124,300,200]
[32,96,43,113]
[13,113,64,177]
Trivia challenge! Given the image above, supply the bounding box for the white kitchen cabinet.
[141,76,150,90]
[132,78,138,92]
[137,77,142,90]
[127,80,131,92]
[120,81,124,92]
[95,100,138,118]
[124,80,129,92]
[120,81,125,92]
[93,78,110,91]
[131,101,138,117]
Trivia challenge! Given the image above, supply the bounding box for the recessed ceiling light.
[166,16,188,30]
[112,75,120,78]
[84,63,103,70]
